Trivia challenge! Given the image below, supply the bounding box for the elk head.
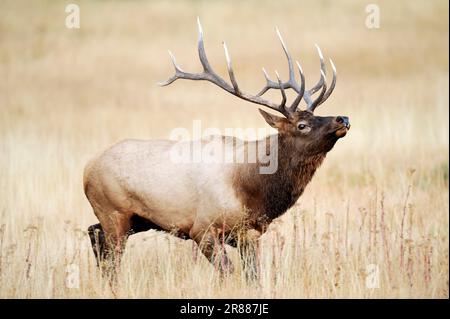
[159,18,350,156]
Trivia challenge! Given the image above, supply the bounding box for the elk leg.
[88,223,106,267]
[87,222,127,274]
[190,227,234,275]
[90,210,133,280]
[88,214,162,269]
[238,229,261,283]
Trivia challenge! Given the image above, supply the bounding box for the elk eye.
[298,124,307,130]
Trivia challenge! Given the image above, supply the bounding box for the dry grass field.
[0,0,448,298]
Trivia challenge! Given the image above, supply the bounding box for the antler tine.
[256,68,274,96]
[304,56,337,110]
[307,70,327,112]
[302,44,327,108]
[315,58,337,107]
[288,61,305,112]
[275,28,298,90]
[275,71,287,111]
[157,51,182,86]
[197,17,215,74]
[307,44,326,95]
[223,41,239,93]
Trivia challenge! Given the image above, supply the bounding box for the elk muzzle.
[335,116,350,138]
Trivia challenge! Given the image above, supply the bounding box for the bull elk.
[84,19,350,280]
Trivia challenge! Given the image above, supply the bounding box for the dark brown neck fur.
[232,135,326,227]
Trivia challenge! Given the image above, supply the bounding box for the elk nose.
[336,116,350,128]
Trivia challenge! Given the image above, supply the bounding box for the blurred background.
[0,0,448,298]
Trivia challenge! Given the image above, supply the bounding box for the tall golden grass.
[0,0,448,298]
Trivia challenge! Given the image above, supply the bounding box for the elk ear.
[258,109,289,130]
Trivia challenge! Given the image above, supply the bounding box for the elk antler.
[258,38,337,113]
[158,18,337,116]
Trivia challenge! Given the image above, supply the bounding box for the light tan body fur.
[84,138,254,246]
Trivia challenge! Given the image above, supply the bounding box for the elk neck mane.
[232,134,326,225]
